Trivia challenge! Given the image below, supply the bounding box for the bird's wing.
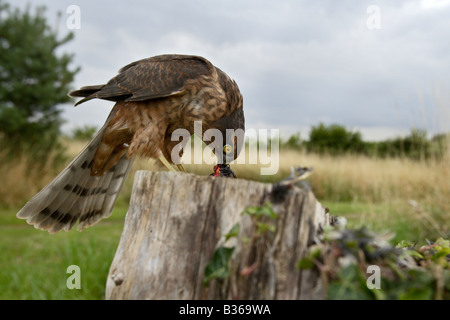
[16,123,134,233]
[70,54,213,106]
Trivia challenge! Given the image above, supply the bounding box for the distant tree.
[282,132,302,150]
[71,125,97,141]
[0,2,80,163]
[306,123,365,154]
[402,129,430,159]
[375,129,435,160]
[430,133,449,158]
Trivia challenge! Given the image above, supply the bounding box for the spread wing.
[69,54,213,106]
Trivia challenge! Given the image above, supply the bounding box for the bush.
[281,132,302,150]
[298,226,450,300]
[305,123,366,155]
[372,129,447,160]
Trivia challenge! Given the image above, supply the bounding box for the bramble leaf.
[203,246,235,287]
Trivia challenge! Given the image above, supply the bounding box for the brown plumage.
[17,54,245,233]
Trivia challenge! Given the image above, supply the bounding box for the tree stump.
[105,170,330,300]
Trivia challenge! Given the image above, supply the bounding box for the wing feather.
[69,54,213,106]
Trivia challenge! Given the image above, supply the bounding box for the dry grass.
[276,150,450,203]
[4,138,449,207]
[0,154,59,208]
[274,150,449,240]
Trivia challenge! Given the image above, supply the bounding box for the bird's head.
[208,132,241,178]
[207,111,244,178]
[207,71,244,178]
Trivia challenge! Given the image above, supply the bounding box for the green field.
[0,205,125,299]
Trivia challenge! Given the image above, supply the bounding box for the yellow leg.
[177,164,186,172]
[158,155,177,172]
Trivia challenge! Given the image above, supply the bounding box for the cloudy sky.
[12,0,450,140]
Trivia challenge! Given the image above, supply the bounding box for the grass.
[0,138,448,299]
[0,205,127,300]
[273,149,449,243]
[321,200,441,244]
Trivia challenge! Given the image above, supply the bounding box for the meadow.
[0,138,448,299]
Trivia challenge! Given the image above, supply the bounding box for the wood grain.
[105,171,330,300]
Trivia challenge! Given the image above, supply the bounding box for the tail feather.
[17,124,134,233]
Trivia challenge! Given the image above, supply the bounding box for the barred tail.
[16,124,134,233]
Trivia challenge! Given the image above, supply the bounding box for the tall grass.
[276,150,449,203]
[2,138,449,239]
[272,150,449,241]
[0,152,62,208]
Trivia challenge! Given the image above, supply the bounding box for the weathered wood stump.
[105,170,330,300]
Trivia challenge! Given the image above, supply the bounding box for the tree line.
[281,123,449,160]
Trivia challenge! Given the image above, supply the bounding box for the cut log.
[105,170,331,300]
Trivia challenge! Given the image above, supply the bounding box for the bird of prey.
[16,54,245,233]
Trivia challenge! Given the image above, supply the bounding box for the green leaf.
[328,265,374,300]
[403,249,425,260]
[224,223,240,242]
[431,248,450,259]
[297,257,314,270]
[242,201,278,220]
[203,246,235,287]
[297,246,321,270]
[309,245,322,259]
[241,236,250,244]
[256,222,276,234]
[399,286,433,300]
[396,240,415,249]
[435,238,450,248]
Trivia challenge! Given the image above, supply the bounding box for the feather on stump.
[105,170,331,300]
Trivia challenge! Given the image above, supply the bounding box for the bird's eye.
[223,144,233,154]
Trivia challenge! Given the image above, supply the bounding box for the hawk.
[16,54,245,233]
